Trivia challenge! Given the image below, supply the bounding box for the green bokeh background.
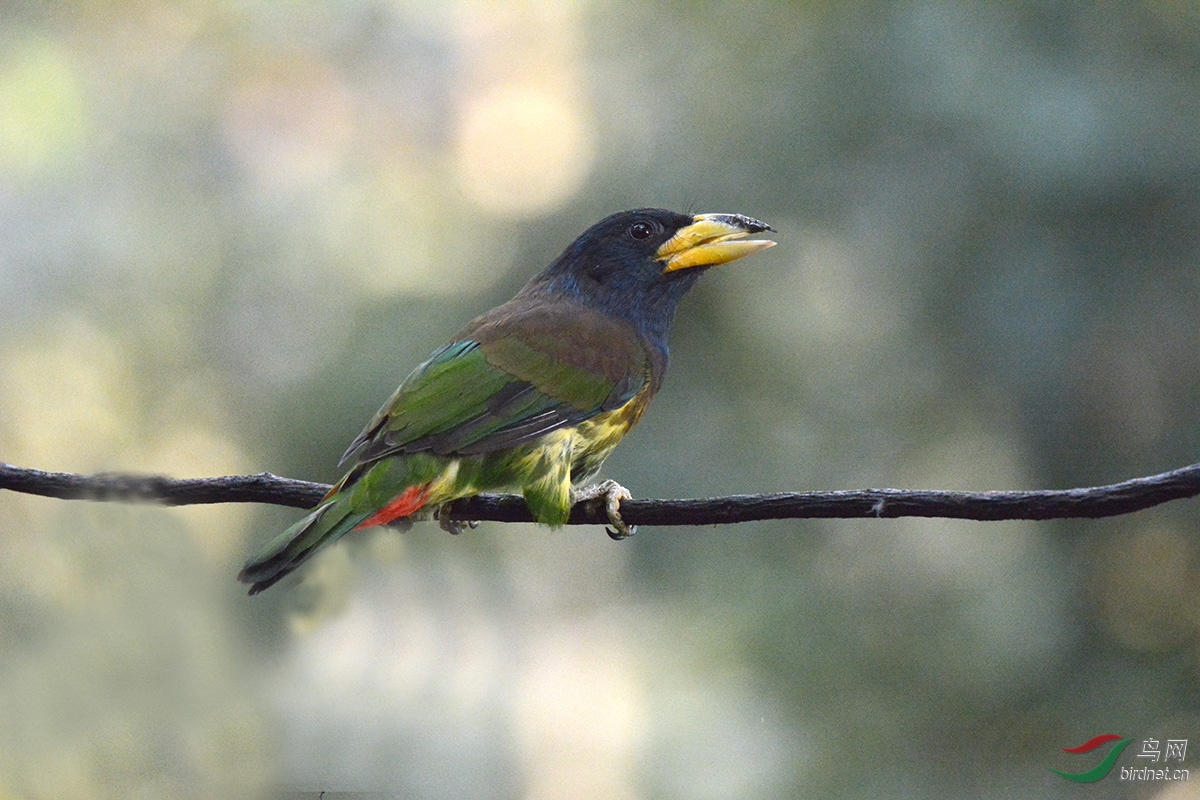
[1,3,1198,798]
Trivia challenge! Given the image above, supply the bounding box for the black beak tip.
[727,213,774,234]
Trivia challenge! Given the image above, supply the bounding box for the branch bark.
[3,460,1199,526]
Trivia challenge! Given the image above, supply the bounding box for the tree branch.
[3,460,1199,526]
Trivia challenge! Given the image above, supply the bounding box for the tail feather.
[238,497,371,595]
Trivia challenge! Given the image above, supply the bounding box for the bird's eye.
[629,221,654,240]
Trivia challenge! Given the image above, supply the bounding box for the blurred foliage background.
[1,2,1200,798]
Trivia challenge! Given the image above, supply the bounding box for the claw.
[572,479,636,540]
[605,524,633,541]
[435,507,479,535]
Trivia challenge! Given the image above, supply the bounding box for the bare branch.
[4,460,1200,526]
[0,463,328,509]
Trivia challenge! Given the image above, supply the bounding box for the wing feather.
[340,303,653,467]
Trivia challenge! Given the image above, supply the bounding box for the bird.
[238,208,775,594]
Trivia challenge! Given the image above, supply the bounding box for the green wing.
[341,333,645,466]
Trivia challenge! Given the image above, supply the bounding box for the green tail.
[238,495,372,595]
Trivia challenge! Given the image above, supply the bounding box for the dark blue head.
[536,208,775,347]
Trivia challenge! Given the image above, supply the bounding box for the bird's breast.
[567,383,655,483]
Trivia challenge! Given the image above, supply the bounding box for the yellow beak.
[656,213,776,273]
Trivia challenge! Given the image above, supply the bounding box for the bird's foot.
[572,479,636,540]
[434,506,479,536]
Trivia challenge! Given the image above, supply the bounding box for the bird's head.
[538,208,776,343]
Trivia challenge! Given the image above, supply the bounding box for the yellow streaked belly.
[409,387,654,527]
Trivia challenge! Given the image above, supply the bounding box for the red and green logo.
[1048,734,1134,782]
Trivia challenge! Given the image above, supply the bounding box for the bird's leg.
[571,479,636,540]
[434,506,479,535]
